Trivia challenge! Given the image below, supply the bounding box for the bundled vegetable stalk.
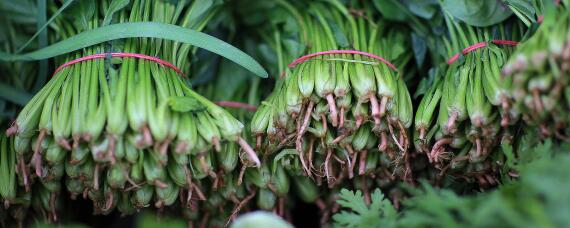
[5,0,262,222]
[0,132,32,225]
[246,0,413,190]
[503,0,570,140]
[413,8,527,187]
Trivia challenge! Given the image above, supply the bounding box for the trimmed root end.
[108,135,117,165]
[475,138,482,157]
[500,98,511,127]
[369,94,382,126]
[19,156,30,192]
[93,164,100,190]
[256,135,262,149]
[141,125,152,146]
[238,137,260,167]
[175,141,189,154]
[339,107,346,129]
[419,128,426,141]
[326,94,339,127]
[58,139,72,151]
[359,150,368,175]
[379,96,388,118]
[212,137,221,152]
[379,132,388,151]
[446,112,458,134]
[154,180,168,189]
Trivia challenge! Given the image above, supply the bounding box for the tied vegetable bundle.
[246,0,414,190]
[413,9,527,187]
[503,1,570,140]
[4,0,261,222]
[0,132,32,226]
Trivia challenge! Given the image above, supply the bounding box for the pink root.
[446,112,458,134]
[93,164,100,190]
[175,141,188,154]
[108,135,117,165]
[6,123,18,136]
[379,132,388,151]
[154,179,168,189]
[212,137,221,152]
[359,150,368,175]
[238,137,260,167]
[339,107,345,129]
[326,94,339,127]
[19,156,30,192]
[430,138,453,163]
[419,127,426,141]
[369,94,382,126]
[379,96,388,118]
[58,138,72,150]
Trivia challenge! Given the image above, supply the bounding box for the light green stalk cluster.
[3,0,260,224]
[249,0,413,199]
[413,11,526,186]
[503,1,570,140]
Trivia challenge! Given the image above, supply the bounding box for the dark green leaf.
[442,0,513,27]
[411,33,427,67]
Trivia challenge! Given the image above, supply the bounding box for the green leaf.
[102,0,130,26]
[411,32,427,67]
[442,0,513,27]
[167,96,206,113]
[0,22,269,78]
[68,0,95,30]
[15,0,76,53]
[373,0,408,21]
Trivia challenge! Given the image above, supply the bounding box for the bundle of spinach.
[1,0,267,224]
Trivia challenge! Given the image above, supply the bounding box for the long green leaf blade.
[1,22,268,78]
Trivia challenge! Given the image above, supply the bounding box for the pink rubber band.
[447,40,519,65]
[288,50,398,71]
[52,52,185,78]
[215,101,257,111]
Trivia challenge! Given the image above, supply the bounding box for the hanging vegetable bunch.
[245,0,414,192]
[503,0,570,140]
[413,8,528,187]
[4,0,264,223]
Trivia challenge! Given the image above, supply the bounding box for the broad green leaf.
[167,96,206,112]
[442,0,513,27]
[372,0,408,21]
[0,22,269,78]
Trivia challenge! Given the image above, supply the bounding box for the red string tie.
[52,52,185,78]
[446,40,519,65]
[288,50,398,71]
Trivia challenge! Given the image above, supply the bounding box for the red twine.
[215,101,257,112]
[52,52,185,78]
[288,50,398,71]
[446,40,519,65]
